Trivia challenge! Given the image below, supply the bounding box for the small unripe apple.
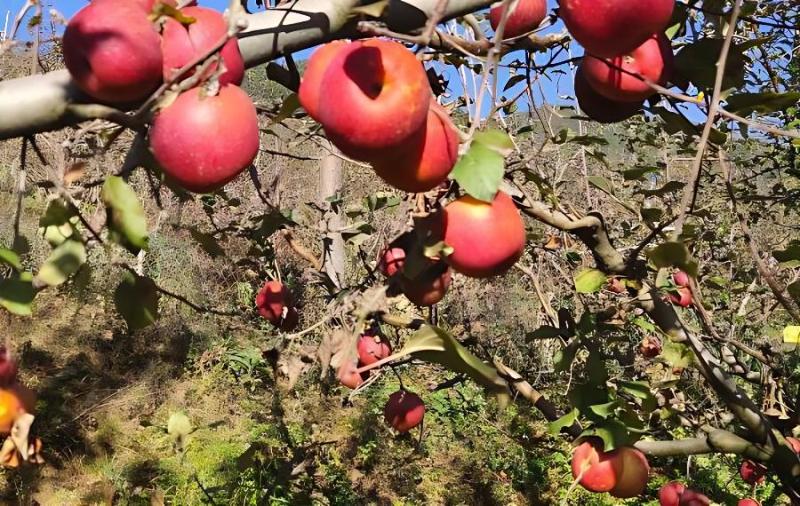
[357,333,392,366]
[673,270,690,287]
[384,390,425,433]
[400,263,452,306]
[149,84,259,193]
[254,280,297,331]
[582,33,673,103]
[161,6,245,86]
[440,191,526,278]
[658,481,686,506]
[489,0,547,39]
[0,383,36,434]
[63,0,163,103]
[608,446,649,498]
[559,0,674,58]
[669,286,692,307]
[378,246,407,277]
[739,459,767,485]
[574,67,642,123]
[787,436,800,453]
[337,360,364,390]
[0,347,18,387]
[571,438,617,492]
[639,336,662,359]
[738,499,760,506]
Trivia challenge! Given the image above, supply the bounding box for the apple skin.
[161,6,245,86]
[679,489,711,506]
[489,0,547,39]
[378,246,407,277]
[316,39,431,153]
[669,286,692,307]
[571,439,617,492]
[401,264,452,306]
[149,84,259,193]
[658,481,686,506]
[559,0,674,58]
[673,270,690,287]
[337,360,364,389]
[63,0,163,103]
[574,67,642,123]
[787,437,800,453]
[298,40,351,122]
[440,191,526,278]
[357,333,392,366]
[738,499,760,506]
[371,100,459,193]
[739,460,767,485]
[254,280,297,330]
[384,390,425,433]
[608,446,650,498]
[0,347,18,388]
[640,335,662,358]
[582,33,674,103]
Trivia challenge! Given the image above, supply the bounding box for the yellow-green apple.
[575,67,642,123]
[371,100,459,193]
[384,390,425,433]
[63,0,163,103]
[490,0,547,39]
[149,84,259,192]
[161,6,244,86]
[559,0,674,57]
[440,191,526,278]
[582,33,673,102]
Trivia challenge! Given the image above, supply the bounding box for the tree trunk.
[319,142,345,289]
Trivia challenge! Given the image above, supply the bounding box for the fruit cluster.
[63,0,259,193]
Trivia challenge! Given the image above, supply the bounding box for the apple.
[63,0,163,103]
[673,270,690,287]
[669,286,692,307]
[738,499,760,506]
[337,360,364,389]
[357,333,392,366]
[371,100,459,193]
[254,280,297,331]
[639,336,662,358]
[607,277,626,293]
[149,84,259,193]
[315,39,431,155]
[0,347,18,387]
[739,460,767,485]
[574,67,642,123]
[559,0,674,58]
[439,191,526,278]
[384,390,425,433]
[581,33,673,103]
[0,383,36,434]
[161,6,244,86]
[489,0,547,39]
[298,40,350,122]
[400,263,452,306]
[571,439,617,492]
[787,436,800,453]
[608,446,649,498]
[658,481,686,506]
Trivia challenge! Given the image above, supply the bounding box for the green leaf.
[587,176,615,196]
[548,408,578,436]
[554,341,579,372]
[39,199,79,247]
[582,419,632,452]
[0,272,35,316]
[640,207,664,222]
[618,381,655,403]
[725,92,800,116]
[399,325,511,406]
[450,141,504,203]
[271,93,301,124]
[472,129,514,156]
[646,242,698,277]
[114,272,160,330]
[588,401,619,420]
[35,240,86,287]
[102,176,149,255]
[661,339,693,368]
[774,241,800,267]
[503,74,527,91]
[574,268,608,294]
[0,248,22,271]
[632,317,656,333]
[674,39,747,90]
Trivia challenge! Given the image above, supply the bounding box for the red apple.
[371,100,459,193]
[640,336,662,358]
[357,333,392,366]
[149,84,259,193]
[378,246,407,277]
[0,347,18,388]
[440,191,526,278]
[559,0,674,58]
[608,446,650,498]
[739,460,767,485]
[298,40,351,122]
[607,277,626,293]
[582,33,673,103]
[669,286,692,307]
[738,499,760,506]
[489,0,547,39]
[161,6,244,86]
[63,0,163,103]
[571,439,617,492]
[401,263,452,306]
[787,437,800,453]
[575,67,642,123]
[673,270,689,287]
[315,39,431,155]
[337,359,364,389]
[681,489,711,506]
[254,280,297,330]
[658,481,686,506]
[384,390,425,433]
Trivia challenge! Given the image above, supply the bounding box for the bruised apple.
[440,191,526,278]
[489,0,547,39]
[63,0,163,103]
[559,0,674,58]
[149,84,259,193]
[384,390,425,433]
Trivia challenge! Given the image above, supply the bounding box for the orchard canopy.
[0,0,799,504]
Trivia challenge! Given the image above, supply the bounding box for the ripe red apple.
[673,270,690,287]
[378,246,407,277]
[357,333,392,366]
[571,439,617,492]
[582,33,673,103]
[161,6,244,86]
[0,347,18,388]
[298,40,350,122]
[738,499,760,506]
[63,0,163,103]
[739,459,767,485]
[315,39,431,155]
[371,100,459,193]
[337,359,364,389]
[384,390,425,433]
[787,437,800,453]
[658,481,686,506]
[149,84,259,193]
[559,0,674,58]
[640,335,662,359]
[254,280,297,330]
[400,263,452,306]
[575,67,642,123]
[439,191,526,278]
[680,489,711,506]
[669,286,692,307]
[489,0,547,39]
[608,446,650,498]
